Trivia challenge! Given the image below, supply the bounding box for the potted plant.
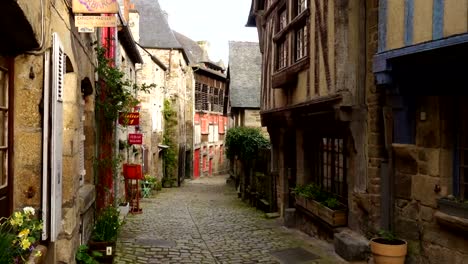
[370,230,407,264]
[89,206,123,264]
[75,245,102,264]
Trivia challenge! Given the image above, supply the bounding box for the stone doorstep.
[333,228,370,261]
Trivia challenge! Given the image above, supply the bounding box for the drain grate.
[270,247,320,264]
[135,238,176,248]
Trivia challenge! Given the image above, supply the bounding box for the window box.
[295,195,347,227]
[437,197,468,219]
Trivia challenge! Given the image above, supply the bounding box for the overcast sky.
[158,0,259,64]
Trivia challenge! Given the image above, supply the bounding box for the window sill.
[434,210,468,233]
[437,197,468,219]
[272,57,309,88]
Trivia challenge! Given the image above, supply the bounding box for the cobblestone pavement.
[114,175,350,264]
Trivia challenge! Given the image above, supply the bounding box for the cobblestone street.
[114,175,350,264]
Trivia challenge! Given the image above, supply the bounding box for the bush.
[225,127,270,160]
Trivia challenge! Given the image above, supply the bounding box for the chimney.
[197,41,211,61]
[162,10,169,24]
[123,0,135,23]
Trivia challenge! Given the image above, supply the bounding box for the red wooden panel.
[194,113,200,124]
[194,149,200,179]
[201,115,209,134]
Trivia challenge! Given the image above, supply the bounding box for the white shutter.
[41,50,51,241]
[50,33,65,242]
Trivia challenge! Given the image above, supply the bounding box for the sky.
[158,0,259,64]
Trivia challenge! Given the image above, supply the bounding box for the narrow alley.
[114,176,348,264]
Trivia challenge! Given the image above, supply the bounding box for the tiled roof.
[228,41,261,108]
[134,0,182,49]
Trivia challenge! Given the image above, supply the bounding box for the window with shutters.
[202,84,209,111]
[195,82,202,110]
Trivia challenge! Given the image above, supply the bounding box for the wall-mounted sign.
[78,27,95,33]
[118,112,140,126]
[128,133,143,145]
[72,0,119,14]
[75,15,117,28]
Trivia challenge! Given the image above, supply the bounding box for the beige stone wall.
[389,96,468,263]
[11,0,98,263]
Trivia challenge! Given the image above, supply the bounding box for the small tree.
[225,127,270,160]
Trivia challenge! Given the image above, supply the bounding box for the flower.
[20,238,31,250]
[17,229,30,238]
[23,207,35,216]
[34,251,42,257]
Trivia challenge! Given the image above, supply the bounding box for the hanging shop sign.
[72,0,119,14]
[118,112,140,125]
[75,15,117,28]
[128,133,143,145]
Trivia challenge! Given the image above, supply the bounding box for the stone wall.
[391,96,468,263]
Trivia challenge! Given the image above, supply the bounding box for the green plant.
[225,127,270,161]
[293,183,343,208]
[0,207,43,263]
[162,99,178,183]
[377,229,398,243]
[324,197,341,209]
[91,206,122,242]
[75,245,102,264]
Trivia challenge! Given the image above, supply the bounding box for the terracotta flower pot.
[370,238,407,264]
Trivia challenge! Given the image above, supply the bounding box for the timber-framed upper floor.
[247,0,370,120]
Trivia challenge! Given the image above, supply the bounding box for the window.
[277,39,288,70]
[0,64,9,218]
[296,0,307,16]
[295,24,308,61]
[456,100,468,200]
[305,136,347,203]
[195,82,202,110]
[279,8,287,31]
[202,84,209,111]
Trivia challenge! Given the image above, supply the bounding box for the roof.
[173,31,207,64]
[133,0,182,49]
[228,41,261,108]
[118,25,143,64]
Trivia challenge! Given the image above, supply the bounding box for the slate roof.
[173,31,206,64]
[134,0,182,49]
[228,41,261,108]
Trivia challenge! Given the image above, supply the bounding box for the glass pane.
[0,112,6,147]
[0,151,6,188]
[0,69,7,107]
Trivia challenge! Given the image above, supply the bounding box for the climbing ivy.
[95,45,155,127]
[162,99,178,183]
[225,127,270,160]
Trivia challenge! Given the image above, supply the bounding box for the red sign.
[128,133,143,145]
[119,112,140,125]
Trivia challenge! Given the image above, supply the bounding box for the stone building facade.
[0,0,98,263]
[373,0,468,262]
[246,0,380,258]
[248,0,468,262]
[133,0,195,184]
